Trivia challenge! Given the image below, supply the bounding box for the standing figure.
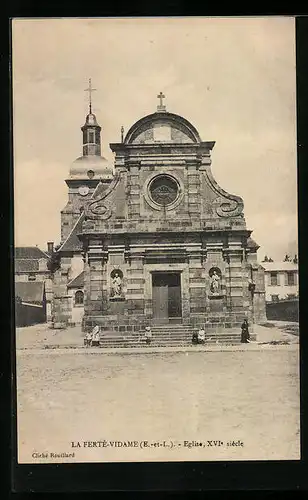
[210,270,220,294]
[112,273,122,297]
[241,319,250,343]
[91,324,101,347]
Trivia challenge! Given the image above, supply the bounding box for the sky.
[12,17,298,260]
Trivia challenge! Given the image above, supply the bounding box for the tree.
[283,254,291,262]
[47,243,61,274]
[262,255,269,262]
[293,254,298,264]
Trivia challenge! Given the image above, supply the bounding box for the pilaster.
[127,163,141,219]
[86,243,106,317]
[188,246,206,318]
[186,160,201,219]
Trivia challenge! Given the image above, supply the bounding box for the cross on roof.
[84,78,97,113]
[157,92,165,107]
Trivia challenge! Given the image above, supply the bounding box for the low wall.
[15,302,46,327]
[266,299,299,322]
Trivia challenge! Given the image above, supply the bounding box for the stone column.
[52,284,70,328]
[246,256,266,324]
[51,257,72,328]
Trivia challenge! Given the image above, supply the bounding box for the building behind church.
[51,90,266,336]
[15,245,53,326]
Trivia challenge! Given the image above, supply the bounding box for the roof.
[261,261,298,272]
[15,281,45,304]
[15,259,39,272]
[58,214,84,252]
[59,180,104,253]
[69,155,113,181]
[67,271,84,288]
[15,247,49,259]
[124,111,203,144]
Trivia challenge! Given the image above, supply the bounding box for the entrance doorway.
[152,272,182,324]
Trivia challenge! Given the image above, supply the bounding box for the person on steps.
[84,330,92,347]
[91,324,101,347]
[241,319,250,343]
[197,327,205,344]
[192,331,198,345]
[144,326,152,345]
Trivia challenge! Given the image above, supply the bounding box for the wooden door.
[152,274,169,324]
[152,273,182,324]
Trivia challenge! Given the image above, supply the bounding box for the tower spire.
[84,78,97,114]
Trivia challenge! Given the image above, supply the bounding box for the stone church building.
[51,92,266,333]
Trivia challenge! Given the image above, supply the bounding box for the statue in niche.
[209,269,221,294]
[112,273,122,297]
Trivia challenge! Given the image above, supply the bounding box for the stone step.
[98,336,253,344]
[150,327,240,332]
[100,333,256,339]
[100,336,244,342]
[99,339,242,344]
[150,326,194,330]
[149,330,242,335]
[98,341,243,349]
[101,333,250,340]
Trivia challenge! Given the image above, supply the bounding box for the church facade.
[51,93,266,333]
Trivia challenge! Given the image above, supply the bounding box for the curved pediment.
[124,112,201,145]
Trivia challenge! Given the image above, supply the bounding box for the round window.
[149,175,179,206]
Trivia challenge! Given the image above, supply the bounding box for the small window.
[74,290,84,306]
[271,295,279,302]
[28,273,36,281]
[88,131,95,143]
[286,271,296,286]
[270,272,278,286]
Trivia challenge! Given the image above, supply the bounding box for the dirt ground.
[16,335,300,463]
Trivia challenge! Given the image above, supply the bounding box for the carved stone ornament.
[215,197,244,218]
[89,204,112,219]
[204,168,244,219]
[85,173,120,220]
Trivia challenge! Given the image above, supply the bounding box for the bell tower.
[60,79,113,243]
[81,78,101,156]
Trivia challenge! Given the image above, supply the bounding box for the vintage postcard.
[13,17,299,464]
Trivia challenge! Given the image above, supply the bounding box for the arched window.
[74,290,84,306]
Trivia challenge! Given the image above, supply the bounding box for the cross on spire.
[157,91,166,112]
[84,78,97,114]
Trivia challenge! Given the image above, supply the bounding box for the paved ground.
[15,321,300,463]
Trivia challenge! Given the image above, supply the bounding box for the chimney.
[47,241,54,254]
